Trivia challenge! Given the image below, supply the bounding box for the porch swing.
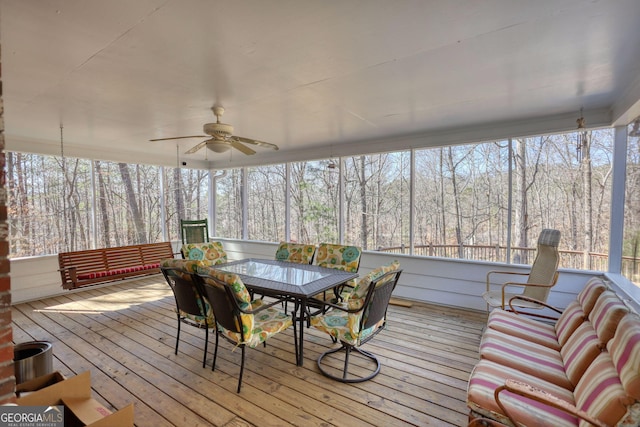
[56,125,174,290]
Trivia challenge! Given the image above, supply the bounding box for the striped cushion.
[608,314,640,402]
[479,328,572,389]
[487,309,560,350]
[588,291,629,345]
[467,360,578,426]
[576,277,607,316]
[574,352,630,426]
[559,322,601,387]
[487,300,585,350]
[555,301,589,347]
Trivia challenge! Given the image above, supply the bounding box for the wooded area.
[218,129,616,266]
[7,126,640,281]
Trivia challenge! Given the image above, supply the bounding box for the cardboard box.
[15,371,66,397]
[16,371,134,427]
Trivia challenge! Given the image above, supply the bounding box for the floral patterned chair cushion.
[181,241,227,265]
[160,258,214,327]
[161,258,204,274]
[312,243,363,300]
[201,268,293,348]
[347,260,401,310]
[311,261,400,346]
[315,243,362,273]
[275,242,316,264]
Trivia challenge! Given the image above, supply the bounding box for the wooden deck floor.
[11,274,487,426]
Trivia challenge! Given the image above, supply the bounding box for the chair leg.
[175,316,181,355]
[202,326,209,368]
[317,343,381,383]
[211,332,219,372]
[292,315,298,364]
[237,346,246,393]
[342,345,351,379]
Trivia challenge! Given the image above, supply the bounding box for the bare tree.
[118,163,147,244]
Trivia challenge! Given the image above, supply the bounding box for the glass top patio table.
[213,258,358,366]
[215,258,358,298]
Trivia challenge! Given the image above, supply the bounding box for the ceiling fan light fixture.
[150,105,278,155]
[206,139,231,153]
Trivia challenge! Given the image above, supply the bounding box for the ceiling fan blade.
[235,136,279,150]
[149,135,207,142]
[229,140,256,155]
[185,140,207,154]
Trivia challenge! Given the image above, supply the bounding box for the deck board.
[12,275,486,426]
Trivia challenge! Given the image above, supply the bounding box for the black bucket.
[14,341,53,385]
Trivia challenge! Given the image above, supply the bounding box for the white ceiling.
[2,0,640,169]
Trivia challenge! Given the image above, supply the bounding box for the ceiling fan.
[150,106,279,155]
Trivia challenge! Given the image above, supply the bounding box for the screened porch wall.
[9,238,614,313]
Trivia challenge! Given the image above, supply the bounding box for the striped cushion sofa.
[467,277,640,426]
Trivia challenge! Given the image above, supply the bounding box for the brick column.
[0,42,16,404]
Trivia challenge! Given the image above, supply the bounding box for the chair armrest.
[307,297,362,314]
[495,280,556,309]
[496,379,608,427]
[238,296,291,315]
[508,295,562,316]
[486,270,529,292]
[58,266,78,282]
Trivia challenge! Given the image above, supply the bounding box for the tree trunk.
[514,139,528,263]
[446,147,464,257]
[174,167,184,221]
[118,163,147,244]
[95,161,111,246]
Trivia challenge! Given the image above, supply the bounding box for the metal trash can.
[14,341,53,385]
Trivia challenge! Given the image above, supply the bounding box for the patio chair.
[483,229,561,315]
[196,268,297,393]
[274,241,316,264]
[180,218,209,245]
[161,261,214,368]
[315,243,362,272]
[311,243,362,305]
[310,262,401,382]
[272,242,317,309]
